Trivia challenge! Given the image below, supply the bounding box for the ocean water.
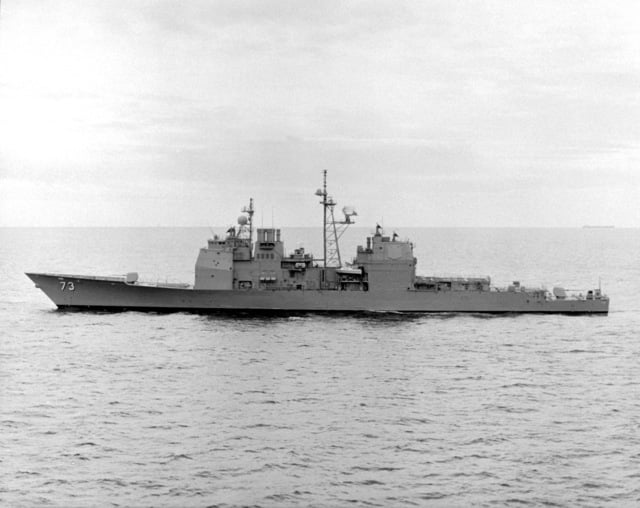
[2,227,639,507]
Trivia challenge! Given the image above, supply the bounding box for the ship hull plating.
[26,273,609,314]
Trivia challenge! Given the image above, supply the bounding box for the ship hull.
[26,273,609,314]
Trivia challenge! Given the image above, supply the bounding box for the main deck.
[26,273,609,314]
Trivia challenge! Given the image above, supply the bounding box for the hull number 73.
[59,281,75,291]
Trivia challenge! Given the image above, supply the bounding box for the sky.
[0,0,639,227]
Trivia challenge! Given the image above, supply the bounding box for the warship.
[27,172,609,314]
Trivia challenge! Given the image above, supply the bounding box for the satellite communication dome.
[237,215,248,225]
[342,206,357,216]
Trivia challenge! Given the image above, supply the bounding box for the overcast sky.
[1,0,638,227]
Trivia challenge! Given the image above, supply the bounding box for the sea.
[1,227,639,507]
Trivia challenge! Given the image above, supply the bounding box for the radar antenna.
[315,170,357,269]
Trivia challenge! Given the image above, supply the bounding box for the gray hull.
[26,273,610,314]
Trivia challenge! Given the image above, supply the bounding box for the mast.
[241,198,255,258]
[248,198,254,245]
[322,170,327,268]
[315,170,329,269]
[315,170,357,271]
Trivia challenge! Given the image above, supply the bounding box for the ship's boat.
[26,172,609,314]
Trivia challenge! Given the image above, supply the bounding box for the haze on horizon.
[1,0,639,228]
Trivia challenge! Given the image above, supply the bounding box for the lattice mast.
[315,170,357,268]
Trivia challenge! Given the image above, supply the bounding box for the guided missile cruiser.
[26,172,609,314]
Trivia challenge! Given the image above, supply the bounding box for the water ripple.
[3,227,640,506]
